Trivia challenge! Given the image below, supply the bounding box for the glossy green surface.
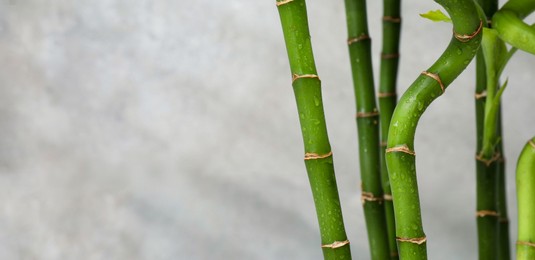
[344,0,389,259]
[277,1,351,259]
[493,0,535,55]
[516,137,535,260]
[378,0,401,259]
[385,0,482,259]
[475,1,511,258]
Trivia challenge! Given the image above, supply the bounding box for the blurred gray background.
[0,0,533,259]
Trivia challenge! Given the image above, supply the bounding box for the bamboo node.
[475,152,501,167]
[361,191,384,205]
[498,156,506,163]
[381,52,400,59]
[529,140,535,149]
[380,141,387,147]
[383,194,393,201]
[386,144,416,156]
[304,151,333,160]
[347,34,370,45]
[421,71,445,93]
[475,91,487,100]
[476,210,499,217]
[275,0,294,7]
[356,111,379,118]
[383,16,401,23]
[292,74,320,83]
[377,91,396,98]
[321,240,350,249]
[517,240,535,248]
[454,20,483,42]
[396,236,427,245]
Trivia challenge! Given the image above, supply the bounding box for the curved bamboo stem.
[276,1,352,259]
[516,137,535,259]
[493,0,535,55]
[385,0,482,259]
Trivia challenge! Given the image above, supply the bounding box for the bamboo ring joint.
[304,151,333,160]
[378,91,396,98]
[383,194,393,201]
[476,210,499,217]
[380,141,387,147]
[475,152,501,167]
[356,111,379,118]
[292,74,320,83]
[396,236,427,245]
[361,192,384,204]
[347,34,370,45]
[275,0,294,7]
[475,91,487,100]
[381,53,400,59]
[321,240,350,249]
[454,20,483,42]
[529,140,535,149]
[517,241,535,248]
[386,144,416,156]
[421,71,445,93]
[383,16,401,23]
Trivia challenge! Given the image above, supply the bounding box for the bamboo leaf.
[419,10,451,23]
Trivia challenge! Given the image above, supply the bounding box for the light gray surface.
[0,0,534,259]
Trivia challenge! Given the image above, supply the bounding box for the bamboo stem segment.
[276,1,352,259]
[379,3,402,257]
[344,0,390,259]
[385,0,482,259]
[516,136,535,260]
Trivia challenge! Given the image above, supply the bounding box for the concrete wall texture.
[0,0,534,259]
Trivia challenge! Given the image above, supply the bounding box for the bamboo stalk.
[474,6,499,258]
[496,112,510,260]
[385,1,482,259]
[276,1,352,259]
[379,0,401,259]
[474,1,511,259]
[343,1,389,259]
[493,0,535,55]
[516,137,535,260]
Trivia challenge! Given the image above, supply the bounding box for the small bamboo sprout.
[276,0,352,259]
[344,0,390,259]
[385,0,482,259]
[516,137,535,259]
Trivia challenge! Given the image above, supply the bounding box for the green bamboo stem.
[276,1,352,259]
[516,137,535,259]
[476,22,502,260]
[385,1,482,259]
[474,2,511,257]
[496,112,510,260]
[474,38,498,260]
[478,0,498,20]
[344,1,389,259]
[493,0,535,55]
[379,0,401,259]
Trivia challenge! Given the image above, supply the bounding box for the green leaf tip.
[419,10,452,23]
